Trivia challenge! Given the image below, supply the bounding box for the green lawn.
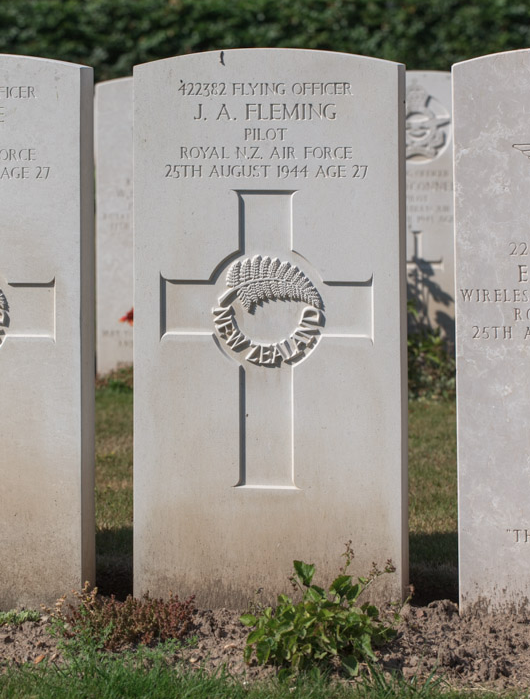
[0,650,498,699]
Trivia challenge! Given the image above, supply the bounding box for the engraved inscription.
[406,83,450,161]
[456,240,530,340]
[0,148,51,180]
[161,79,370,181]
[102,328,133,349]
[214,255,324,367]
[178,81,354,97]
[507,528,530,543]
[0,85,37,125]
[0,86,36,99]
[214,303,324,366]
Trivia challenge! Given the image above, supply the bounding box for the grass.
[0,365,464,698]
[94,367,133,598]
[409,400,457,603]
[0,645,502,699]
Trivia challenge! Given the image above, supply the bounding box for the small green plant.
[48,582,195,651]
[407,300,455,401]
[240,543,398,677]
[0,609,40,626]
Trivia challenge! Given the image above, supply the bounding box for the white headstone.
[134,49,408,608]
[454,49,530,611]
[0,55,95,609]
[406,71,454,343]
[95,77,133,374]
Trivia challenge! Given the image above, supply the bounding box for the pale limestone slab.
[134,49,408,608]
[0,55,95,609]
[454,49,530,611]
[406,71,454,343]
[95,77,133,374]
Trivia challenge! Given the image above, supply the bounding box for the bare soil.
[2,599,530,692]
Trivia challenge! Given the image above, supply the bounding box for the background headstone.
[406,71,454,344]
[0,55,95,609]
[134,49,408,608]
[95,77,133,374]
[454,49,530,611]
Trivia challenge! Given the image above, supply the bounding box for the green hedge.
[0,0,530,81]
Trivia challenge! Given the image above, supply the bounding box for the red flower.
[120,308,134,326]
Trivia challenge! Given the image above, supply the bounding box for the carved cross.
[161,190,373,489]
[406,227,444,293]
[0,274,55,346]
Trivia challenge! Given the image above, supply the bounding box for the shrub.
[408,328,455,400]
[50,582,195,651]
[2,0,530,81]
[407,300,456,400]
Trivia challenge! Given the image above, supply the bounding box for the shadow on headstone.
[408,266,455,349]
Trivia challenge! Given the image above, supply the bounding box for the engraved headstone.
[454,49,530,610]
[406,71,454,343]
[134,49,408,607]
[0,55,95,609]
[95,77,133,374]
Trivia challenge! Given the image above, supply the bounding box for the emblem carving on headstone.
[406,83,450,161]
[213,254,324,367]
[0,289,9,346]
[513,144,530,159]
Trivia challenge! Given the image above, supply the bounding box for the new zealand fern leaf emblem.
[225,255,323,313]
[0,288,8,324]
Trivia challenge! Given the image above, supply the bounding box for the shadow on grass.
[409,531,458,605]
[96,526,133,600]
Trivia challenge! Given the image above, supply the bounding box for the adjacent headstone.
[406,71,454,343]
[134,49,408,608]
[454,49,530,611]
[95,77,133,374]
[0,55,95,609]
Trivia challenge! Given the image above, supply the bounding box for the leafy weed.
[240,543,399,677]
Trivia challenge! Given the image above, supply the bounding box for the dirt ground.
[2,599,530,692]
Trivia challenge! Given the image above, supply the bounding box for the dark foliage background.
[1,0,530,81]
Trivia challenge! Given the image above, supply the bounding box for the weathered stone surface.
[406,71,454,343]
[134,49,408,608]
[454,50,530,611]
[0,55,95,609]
[95,77,133,374]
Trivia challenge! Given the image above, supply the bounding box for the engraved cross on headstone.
[161,190,373,489]
[0,274,55,346]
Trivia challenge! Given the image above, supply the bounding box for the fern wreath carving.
[219,255,323,313]
[0,288,8,325]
